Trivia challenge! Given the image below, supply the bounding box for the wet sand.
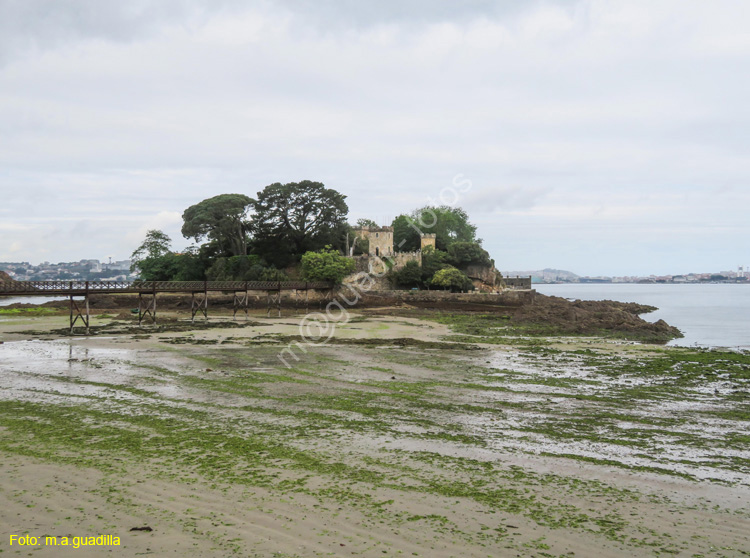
[1,310,748,556]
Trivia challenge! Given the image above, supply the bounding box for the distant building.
[102,259,131,272]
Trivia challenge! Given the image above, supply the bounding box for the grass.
[0,306,58,316]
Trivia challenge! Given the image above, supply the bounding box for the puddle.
[451,348,750,484]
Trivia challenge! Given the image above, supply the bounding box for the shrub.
[300,247,355,283]
[430,266,474,292]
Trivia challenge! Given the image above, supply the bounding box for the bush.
[420,246,451,283]
[392,260,422,288]
[429,266,474,292]
[206,255,287,282]
[300,247,355,283]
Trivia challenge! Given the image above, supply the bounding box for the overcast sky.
[1,0,748,276]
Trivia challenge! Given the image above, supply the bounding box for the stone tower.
[353,227,394,257]
[420,233,436,251]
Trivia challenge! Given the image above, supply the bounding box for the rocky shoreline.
[2,287,683,344]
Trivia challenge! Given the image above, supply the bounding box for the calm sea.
[534,283,750,349]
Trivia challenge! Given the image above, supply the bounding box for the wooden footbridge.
[0,280,334,333]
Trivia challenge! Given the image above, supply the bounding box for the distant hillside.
[499,268,579,283]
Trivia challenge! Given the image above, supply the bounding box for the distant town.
[2,260,748,285]
[0,259,135,282]
[501,267,750,284]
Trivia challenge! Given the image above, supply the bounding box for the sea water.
[534,283,750,349]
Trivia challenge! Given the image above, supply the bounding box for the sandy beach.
[1,308,748,557]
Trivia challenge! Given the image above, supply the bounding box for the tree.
[130,232,213,281]
[134,253,180,281]
[392,260,422,288]
[181,194,253,257]
[300,247,355,284]
[447,241,493,268]
[392,206,478,252]
[130,229,172,271]
[347,224,369,256]
[130,230,177,279]
[205,255,288,282]
[355,218,379,229]
[420,246,451,284]
[250,181,349,266]
[430,266,474,292]
[392,214,421,252]
[164,247,210,281]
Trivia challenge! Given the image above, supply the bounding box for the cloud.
[463,185,551,213]
[0,0,748,274]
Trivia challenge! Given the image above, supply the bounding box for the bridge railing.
[0,280,334,295]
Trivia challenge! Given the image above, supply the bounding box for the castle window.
[375,233,379,238]
[375,247,380,256]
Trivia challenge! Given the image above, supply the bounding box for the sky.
[0,0,748,276]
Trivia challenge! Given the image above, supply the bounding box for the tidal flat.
[0,309,749,557]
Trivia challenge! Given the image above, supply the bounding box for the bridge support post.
[266,283,281,318]
[294,283,310,315]
[69,294,90,335]
[319,286,333,309]
[191,289,208,323]
[233,283,249,320]
[138,292,157,327]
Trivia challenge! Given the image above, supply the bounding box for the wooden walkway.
[0,280,334,333]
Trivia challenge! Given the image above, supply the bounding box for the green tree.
[355,218,379,229]
[420,246,451,284]
[392,214,421,252]
[347,225,370,256]
[181,194,253,257]
[130,232,213,281]
[134,253,179,281]
[130,229,172,271]
[205,255,288,282]
[171,250,209,281]
[250,181,349,266]
[393,206,478,252]
[447,241,493,268]
[258,267,289,281]
[430,266,473,292]
[300,247,355,284]
[392,260,422,288]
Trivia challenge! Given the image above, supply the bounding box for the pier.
[0,280,334,333]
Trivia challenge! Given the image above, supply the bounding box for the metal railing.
[0,280,333,296]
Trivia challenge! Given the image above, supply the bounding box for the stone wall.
[390,251,421,271]
[504,276,533,289]
[344,251,422,288]
[344,256,391,290]
[348,288,536,308]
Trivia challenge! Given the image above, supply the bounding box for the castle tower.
[420,233,436,251]
[352,226,394,257]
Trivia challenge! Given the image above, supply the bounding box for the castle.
[348,226,435,275]
[346,226,507,291]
